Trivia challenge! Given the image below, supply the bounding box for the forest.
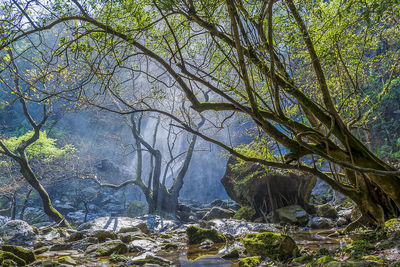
[0,0,399,266]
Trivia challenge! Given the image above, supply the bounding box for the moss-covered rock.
[362,255,384,265]
[243,232,297,259]
[222,247,243,259]
[33,246,49,255]
[314,256,334,264]
[344,240,374,257]
[91,230,117,243]
[233,206,256,221]
[238,256,261,267]
[1,244,35,264]
[0,251,26,266]
[186,226,226,244]
[58,256,76,265]
[85,240,128,257]
[292,254,313,263]
[109,254,129,263]
[384,218,400,233]
[317,204,338,219]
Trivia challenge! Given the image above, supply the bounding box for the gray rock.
[85,240,128,257]
[202,206,235,221]
[70,237,98,251]
[77,215,181,234]
[128,239,157,252]
[338,208,352,220]
[310,217,334,229]
[206,218,277,236]
[276,205,309,226]
[127,252,172,266]
[0,220,38,246]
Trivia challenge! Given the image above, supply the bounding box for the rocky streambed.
[0,215,399,266]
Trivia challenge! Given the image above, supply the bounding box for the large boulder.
[221,157,316,216]
[206,218,277,237]
[243,232,297,259]
[0,220,38,246]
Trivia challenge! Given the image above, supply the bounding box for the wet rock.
[276,205,309,226]
[311,217,334,229]
[58,256,76,265]
[1,244,35,264]
[317,204,338,219]
[186,226,226,244]
[127,252,172,266]
[201,206,235,221]
[0,251,26,266]
[85,240,128,257]
[128,239,157,252]
[206,218,277,236]
[222,247,244,259]
[238,256,261,267]
[0,220,38,246]
[221,157,316,216]
[243,232,297,259]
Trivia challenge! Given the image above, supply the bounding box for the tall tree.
[2,0,400,226]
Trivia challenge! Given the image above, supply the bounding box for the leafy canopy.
[0,131,75,163]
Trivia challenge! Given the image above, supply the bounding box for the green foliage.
[0,130,75,163]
